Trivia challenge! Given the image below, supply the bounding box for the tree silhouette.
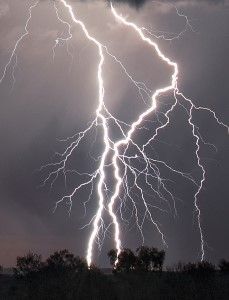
[111,248,136,272]
[13,252,43,277]
[12,250,91,299]
[152,248,165,271]
[107,249,118,269]
[136,246,165,271]
[136,246,151,271]
[45,249,87,274]
[108,246,166,272]
[2,248,229,299]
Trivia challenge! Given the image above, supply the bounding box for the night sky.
[0,0,228,267]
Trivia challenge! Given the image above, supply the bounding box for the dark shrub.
[219,259,229,273]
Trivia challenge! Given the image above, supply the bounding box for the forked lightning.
[1,0,228,267]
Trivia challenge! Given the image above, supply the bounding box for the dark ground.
[0,272,229,300]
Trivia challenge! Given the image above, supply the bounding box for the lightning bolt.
[0,1,39,88]
[141,1,195,41]
[53,1,73,65]
[110,3,228,263]
[42,0,228,266]
[2,0,228,267]
[55,0,113,268]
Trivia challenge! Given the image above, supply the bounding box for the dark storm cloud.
[39,0,228,8]
[106,0,227,8]
[109,0,147,8]
[39,0,228,6]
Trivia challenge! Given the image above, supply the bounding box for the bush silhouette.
[180,261,215,275]
[219,259,229,273]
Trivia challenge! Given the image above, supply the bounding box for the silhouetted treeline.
[108,246,165,272]
[0,247,229,299]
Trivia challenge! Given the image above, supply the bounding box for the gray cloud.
[107,0,227,8]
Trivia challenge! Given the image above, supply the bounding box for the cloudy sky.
[0,0,228,267]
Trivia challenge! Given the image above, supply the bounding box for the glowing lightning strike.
[110,3,228,263]
[53,2,73,64]
[39,0,229,267]
[0,1,39,87]
[58,0,111,268]
[107,3,179,263]
[4,0,228,267]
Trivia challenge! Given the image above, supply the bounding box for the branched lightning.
[141,1,195,41]
[109,4,228,263]
[2,0,228,267]
[53,1,73,65]
[0,1,39,87]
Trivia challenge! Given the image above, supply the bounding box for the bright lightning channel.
[110,3,228,263]
[1,0,228,268]
[42,0,229,267]
[57,0,115,268]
